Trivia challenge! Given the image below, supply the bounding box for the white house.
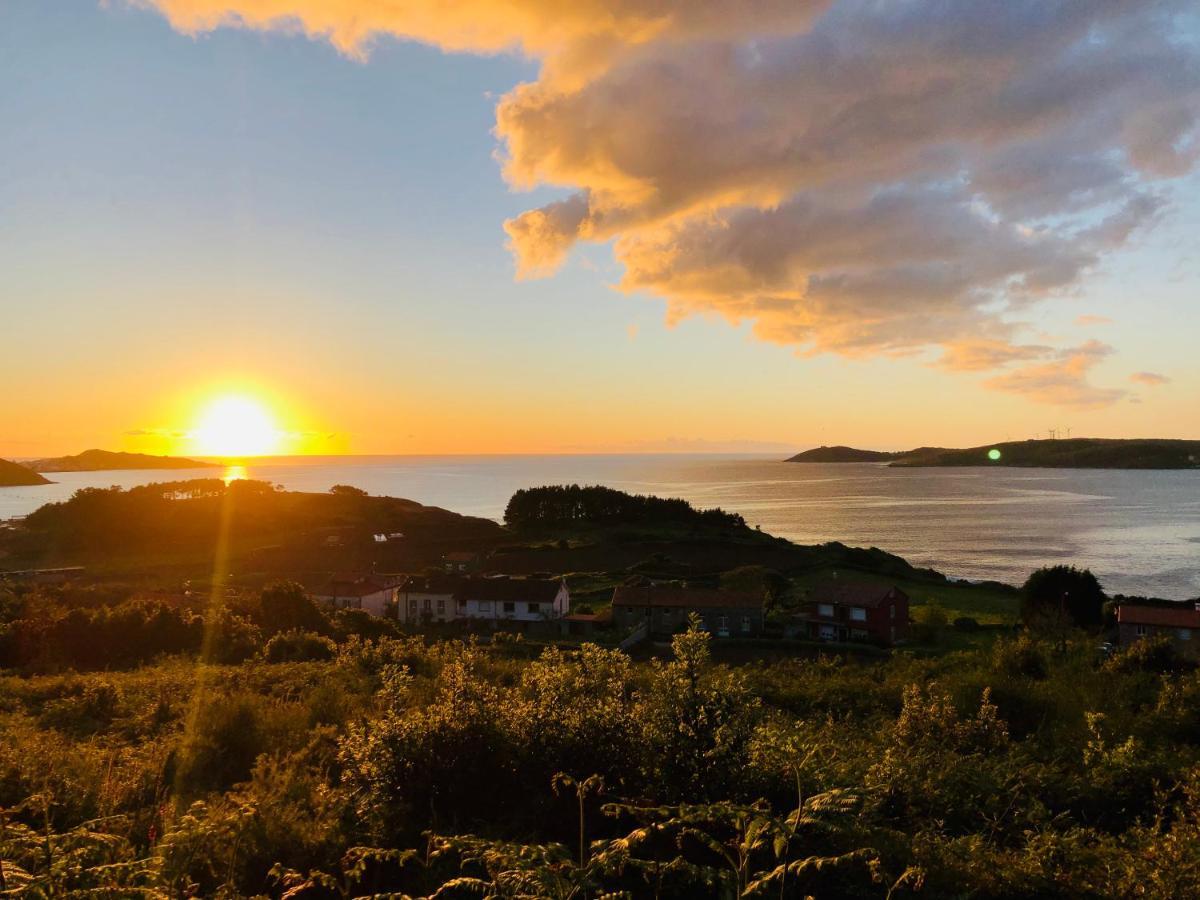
[397,574,459,625]
[454,576,570,623]
[313,575,402,617]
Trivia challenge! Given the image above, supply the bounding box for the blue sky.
[2,0,1197,455]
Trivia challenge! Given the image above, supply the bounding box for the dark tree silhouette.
[1021,565,1106,629]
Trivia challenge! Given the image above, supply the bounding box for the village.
[303,549,1199,660]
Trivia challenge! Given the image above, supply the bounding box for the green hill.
[28,449,220,473]
[0,458,51,487]
[785,445,900,463]
[786,438,1200,469]
[890,438,1200,469]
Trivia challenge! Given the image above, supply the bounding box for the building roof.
[454,576,564,604]
[314,575,401,598]
[612,585,762,610]
[1117,603,1200,628]
[809,581,907,609]
[400,574,462,594]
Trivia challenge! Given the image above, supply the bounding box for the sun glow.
[191,396,282,457]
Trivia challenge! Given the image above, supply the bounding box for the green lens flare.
[988,448,1002,461]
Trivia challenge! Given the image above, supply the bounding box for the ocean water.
[3,454,1199,599]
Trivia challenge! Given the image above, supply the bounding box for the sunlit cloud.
[135,0,1200,409]
[982,341,1126,409]
[1075,314,1114,327]
[1129,371,1171,387]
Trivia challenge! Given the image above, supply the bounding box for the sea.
[3,454,1199,599]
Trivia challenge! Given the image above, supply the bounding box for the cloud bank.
[139,0,1200,407]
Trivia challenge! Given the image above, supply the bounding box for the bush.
[1104,636,1189,675]
[953,616,980,632]
[263,630,337,663]
[992,634,1049,679]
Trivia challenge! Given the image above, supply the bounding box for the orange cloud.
[1129,371,1170,387]
[138,0,1200,406]
[982,341,1125,408]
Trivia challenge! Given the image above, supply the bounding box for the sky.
[2,0,1198,457]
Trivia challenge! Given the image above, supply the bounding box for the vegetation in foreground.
[4,574,1200,897]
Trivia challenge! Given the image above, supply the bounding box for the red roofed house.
[611,585,765,638]
[313,575,403,617]
[793,581,909,646]
[1117,602,1200,657]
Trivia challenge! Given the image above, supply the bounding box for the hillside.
[786,445,900,463]
[0,457,51,487]
[786,438,1200,469]
[891,438,1200,469]
[2,477,503,571]
[28,449,220,472]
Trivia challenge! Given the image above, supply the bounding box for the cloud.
[934,340,1054,373]
[138,0,1200,406]
[1130,371,1171,387]
[1075,314,1114,326]
[982,340,1126,408]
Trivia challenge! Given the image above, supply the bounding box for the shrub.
[992,634,1049,679]
[1104,636,1188,675]
[263,630,337,663]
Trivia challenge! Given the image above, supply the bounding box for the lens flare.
[988,448,1002,461]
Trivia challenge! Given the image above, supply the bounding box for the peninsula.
[0,458,51,487]
[787,438,1200,469]
[27,449,220,473]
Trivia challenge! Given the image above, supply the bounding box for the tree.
[329,484,367,497]
[258,581,330,636]
[1021,565,1105,629]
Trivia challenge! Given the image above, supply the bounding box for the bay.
[3,454,1198,599]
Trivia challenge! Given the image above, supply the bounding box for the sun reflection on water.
[223,464,248,485]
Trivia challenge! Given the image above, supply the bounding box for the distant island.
[27,449,220,473]
[0,458,51,487]
[787,438,1200,469]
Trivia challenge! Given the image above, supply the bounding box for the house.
[793,582,909,646]
[313,575,402,617]
[454,576,570,623]
[396,574,460,625]
[1117,602,1200,657]
[610,585,765,638]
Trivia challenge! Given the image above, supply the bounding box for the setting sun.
[190,396,282,457]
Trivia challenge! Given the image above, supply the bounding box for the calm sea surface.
[3,454,1199,599]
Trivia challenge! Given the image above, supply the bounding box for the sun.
[191,395,282,457]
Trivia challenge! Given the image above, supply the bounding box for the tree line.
[504,484,746,530]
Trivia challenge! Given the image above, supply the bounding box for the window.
[1179,628,1192,641]
[437,599,445,613]
[503,601,515,613]
[1136,624,1148,636]
[817,603,834,617]
[890,605,896,620]
[479,600,492,612]
[527,602,540,614]
[408,599,417,612]
[717,615,729,630]
[423,598,431,611]
[849,606,867,622]
[741,616,752,633]
[626,607,634,613]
